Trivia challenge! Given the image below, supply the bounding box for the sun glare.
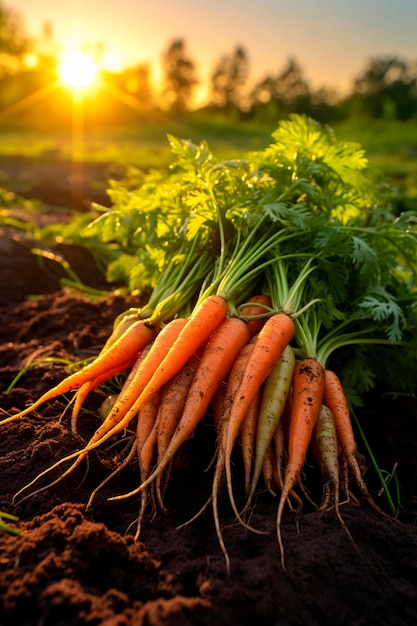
[59,52,98,89]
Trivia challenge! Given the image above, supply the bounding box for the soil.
[1,158,417,626]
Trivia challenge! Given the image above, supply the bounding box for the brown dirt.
[1,166,417,625]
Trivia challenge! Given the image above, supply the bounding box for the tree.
[210,45,250,111]
[252,57,310,110]
[121,64,154,108]
[349,56,417,120]
[0,1,29,75]
[273,58,310,108]
[250,57,316,121]
[161,39,198,113]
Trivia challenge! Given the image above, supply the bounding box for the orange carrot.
[80,318,188,450]
[276,357,325,569]
[272,417,287,492]
[208,341,257,574]
[224,313,295,520]
[239,294,273,337]
[210,342,255,442]
[323,370,357,467]
[137,389,163,461]
[156,354,201,463]
[110,313,250,501]
[168,316,251,448]
[72,335,157,432]
[2,319,157,424]
[70,359,136,432]
[210,381,227,430]
[100,295,227,457]
[130,294,229,412]
[323,369,388,516]
[153,354,202,509]
[262,435,302,511]
[211,436,230,573]
[13,319,187,500]
[261,440,278,496]
[134,388,163,538]
[99,311,142,355]
[240,387,262,495]
[94,340,156,424]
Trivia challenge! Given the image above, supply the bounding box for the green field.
[1,115,416,210]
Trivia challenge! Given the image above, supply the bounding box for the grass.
[1,115,415,222]
[0,115,415,174]
[333,118,417,210]
[0,115,274,167]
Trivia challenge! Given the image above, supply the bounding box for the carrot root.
[276,358,324,570]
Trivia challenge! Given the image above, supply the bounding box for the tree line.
[1,1,417,127]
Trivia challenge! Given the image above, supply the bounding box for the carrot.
[276,357,325,569]
[211,340,269,574]
[137,390,163,462]
[210,381,228,430]
[240,387,262,495]
[323,369,388,517]
[70,359,136,432]
[239,294,273,337]
[72,334,158,432]
[2,319,157,424]
[134,388,163,538]
[79,318,188,451]
[210,353,249,575]
[272,417,287,493]
[129,294,229,413]
[156,354,201,464]
[174,369,236,571]
[102,294,228,458]
[246,344,295,506]
[224,313,295,522]
[188,341,255,574]
[313,404,341,509]
[111,313,250,500]
[154,354,201,507]
[261,440,278,496]
[12,320,186,501]
[159,315,250,458]
[271,418,303,513]
[217,342,256,434]
[313,404,356,543]
[99,311,142,355]
[211,436,231,573]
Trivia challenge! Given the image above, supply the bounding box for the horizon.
[9,0,417,104]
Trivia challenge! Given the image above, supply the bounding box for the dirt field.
[1,158,417,625]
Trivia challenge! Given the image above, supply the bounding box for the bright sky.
[12,0,417,100]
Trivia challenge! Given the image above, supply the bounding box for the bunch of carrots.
[2,115,417,570]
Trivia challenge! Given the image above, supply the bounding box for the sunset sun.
[59,52,99,89]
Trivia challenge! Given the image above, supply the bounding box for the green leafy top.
[78,114,417,399]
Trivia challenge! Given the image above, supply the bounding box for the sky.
[11,0,417,101]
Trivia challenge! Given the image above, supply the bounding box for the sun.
[59,52,99,90]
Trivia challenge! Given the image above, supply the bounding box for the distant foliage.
[161,39,199,114]
[345,57,417,120]
[210,46,250,112]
